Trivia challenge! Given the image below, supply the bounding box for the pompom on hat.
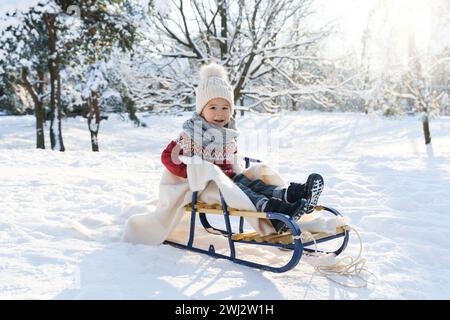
[195,63,234,114]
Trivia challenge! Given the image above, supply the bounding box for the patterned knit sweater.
[161,131,238,179]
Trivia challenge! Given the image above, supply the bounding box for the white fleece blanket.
[123,156,285,246]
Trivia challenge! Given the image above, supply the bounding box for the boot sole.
[306,174,324,213]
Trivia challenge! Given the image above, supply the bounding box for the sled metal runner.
[164,157,350,273]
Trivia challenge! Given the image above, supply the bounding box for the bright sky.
[311,0,375,59]
[315,0,448,72]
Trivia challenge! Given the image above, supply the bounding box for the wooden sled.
[164,157,350,273]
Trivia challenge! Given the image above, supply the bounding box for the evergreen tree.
[56,0,141,151]
[0,7,50,149]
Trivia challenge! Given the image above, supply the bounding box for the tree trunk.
[35,103,45,149]
[219,0,228,61]
[408,28,431,145]
[422,114,431,144]
[21,68,45,149]
[87,92,101,152]
[44,13,65,152]
[36,70,46,149]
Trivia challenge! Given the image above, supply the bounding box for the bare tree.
[138,0,332,112]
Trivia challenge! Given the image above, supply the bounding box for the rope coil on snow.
[301,225,377,288]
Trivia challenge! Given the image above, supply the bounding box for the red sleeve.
[161,140,187,178]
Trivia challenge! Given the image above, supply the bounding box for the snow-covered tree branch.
[136,0,338,113]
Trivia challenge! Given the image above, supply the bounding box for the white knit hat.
[195,63,234,114]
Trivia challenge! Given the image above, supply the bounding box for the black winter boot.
[286,182,306,203]
[287,173,324,213]
[262,197,291,214]
[263,197,308,233]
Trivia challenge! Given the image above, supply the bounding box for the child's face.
[201,98,231,127]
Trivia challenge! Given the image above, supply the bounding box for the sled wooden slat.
[308,227,346,242]
[231,226,347,245]
[231,231,292,244]
[231,231,259,241]
[184,203,267,219]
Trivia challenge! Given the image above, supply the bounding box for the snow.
[0,0,58,19]
[82,64,108,99]
[0,0,42,16]
[1,111,450,299]
[152,0,171,17]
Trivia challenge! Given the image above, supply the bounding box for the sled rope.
[302,225,377,288]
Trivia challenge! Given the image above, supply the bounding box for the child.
[161,63,324,233]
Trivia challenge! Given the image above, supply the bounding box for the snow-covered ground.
[1,111,450,299]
